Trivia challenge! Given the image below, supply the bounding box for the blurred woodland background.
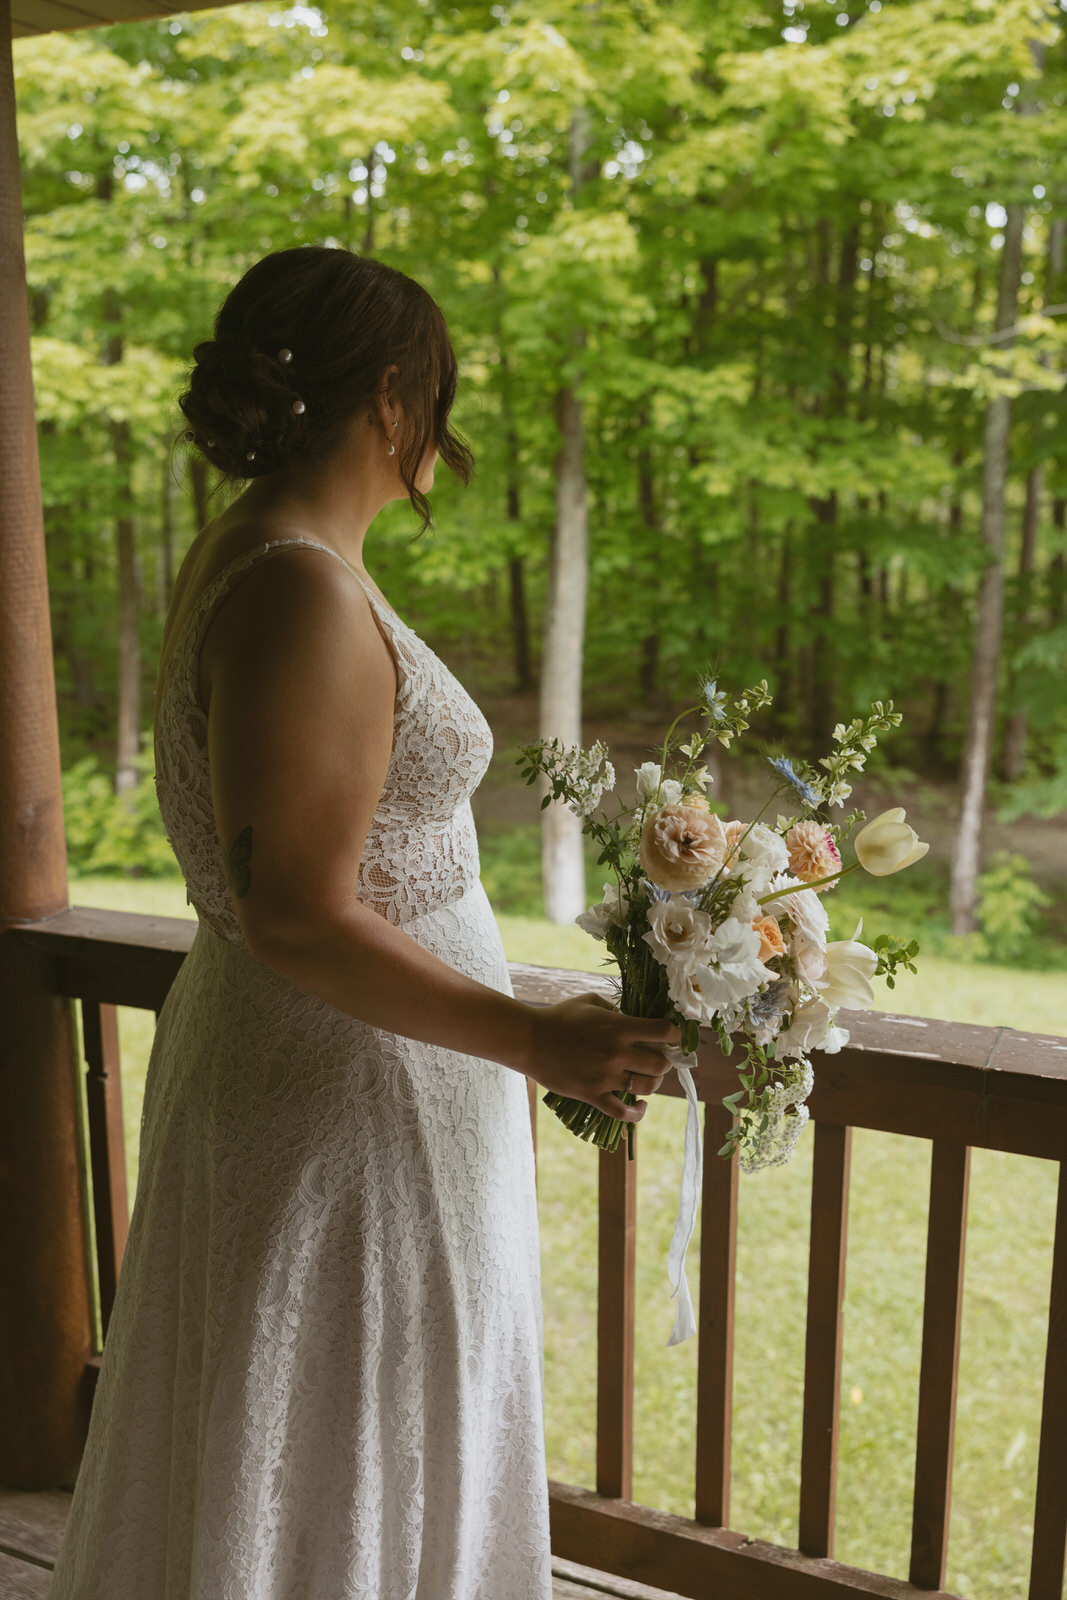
[13,0,1067,964]
[15,11,1065,1593]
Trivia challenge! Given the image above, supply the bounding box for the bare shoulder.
[198,541,396,717]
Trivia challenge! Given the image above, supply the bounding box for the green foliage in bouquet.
[518,679,928,1172]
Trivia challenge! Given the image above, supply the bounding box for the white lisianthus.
[642,897,716,968]
[820,934,879,1010]
[634,762,664,803]
[668,918,777,1022]
[854,808,929,876]
[776,999,850,1060]
[575,881,629,942]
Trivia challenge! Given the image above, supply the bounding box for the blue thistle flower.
[701,679,728,722]
[766,754,820,809]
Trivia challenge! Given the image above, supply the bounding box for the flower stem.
[756,859,861,904]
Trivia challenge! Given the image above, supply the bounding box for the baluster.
[596,1140,637,1500]
[694,1100,738,1527]
[909,1139,970,1590]
[81,1000,129,1339]
[798,1121,853,1557]
[1029,1160,1067,1600]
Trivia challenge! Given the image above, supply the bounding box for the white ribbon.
[661,1044,703,1346]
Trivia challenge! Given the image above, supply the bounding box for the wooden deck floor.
[0,1489,688,1599]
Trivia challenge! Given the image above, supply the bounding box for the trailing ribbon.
[661,1044,702,1346]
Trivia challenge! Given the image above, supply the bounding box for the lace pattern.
[48,539,551,1600]
[154,538,494,936]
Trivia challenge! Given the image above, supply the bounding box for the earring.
[387,442,396,456]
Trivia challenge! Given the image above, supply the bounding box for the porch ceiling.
[12,0,239,38]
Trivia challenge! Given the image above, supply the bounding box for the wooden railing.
[14,906,1067,1600]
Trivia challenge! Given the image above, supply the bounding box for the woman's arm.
[202,545,675,1120]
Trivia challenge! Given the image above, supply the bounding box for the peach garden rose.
[638,803,728,893]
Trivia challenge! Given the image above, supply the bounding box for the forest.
[12,0,1067,957]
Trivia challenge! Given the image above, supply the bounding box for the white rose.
[740,823,790,875]
[642,896,715,968]
[820,936,879,1010]
[666,957,716,1022]
[762,876,829,950]
[854,808,929,876]
[575,881,628,942]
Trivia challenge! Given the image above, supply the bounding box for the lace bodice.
[154,538,494,942]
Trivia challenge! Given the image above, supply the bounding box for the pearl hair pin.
[246,450,256,462]
[278,348,293,363]
[291,400,306,415]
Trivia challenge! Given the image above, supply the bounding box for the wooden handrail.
[11,905,1067,1600]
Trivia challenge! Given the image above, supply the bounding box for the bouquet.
[518,680,924,1341]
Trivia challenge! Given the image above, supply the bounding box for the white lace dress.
[48,538,552,1600]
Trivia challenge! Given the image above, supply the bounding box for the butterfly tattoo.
[225,825,254,899]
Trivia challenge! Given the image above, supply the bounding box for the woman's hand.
[522,993,680,1122]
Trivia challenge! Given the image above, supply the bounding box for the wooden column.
[0,0,92,1488]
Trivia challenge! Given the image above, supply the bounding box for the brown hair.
[178,246,474,533]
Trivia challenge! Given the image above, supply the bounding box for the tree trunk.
[774,529,791,720]
[636,417,661,702]
[1001,464,1043,779]
[540,381,589,922]
[508,555,532,692]
[158,448,176,618]
[1050,497,1065,624]
[189,455,209,530]
[949,201,1027,932]
[111,417,141,797]
[540,107,593,924]
[100,272,141,799]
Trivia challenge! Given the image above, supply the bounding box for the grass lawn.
[72,874,1060,1600]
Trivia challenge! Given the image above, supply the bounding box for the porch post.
[0,0,94,1488]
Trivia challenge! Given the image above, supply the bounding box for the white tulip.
[820,937,879,1010]
[854,808,929,876]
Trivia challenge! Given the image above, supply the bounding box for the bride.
[47,244,677,1600]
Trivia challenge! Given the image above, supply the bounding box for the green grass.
[72,873,1060,1600]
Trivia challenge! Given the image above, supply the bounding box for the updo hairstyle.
[179,246,473,533]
